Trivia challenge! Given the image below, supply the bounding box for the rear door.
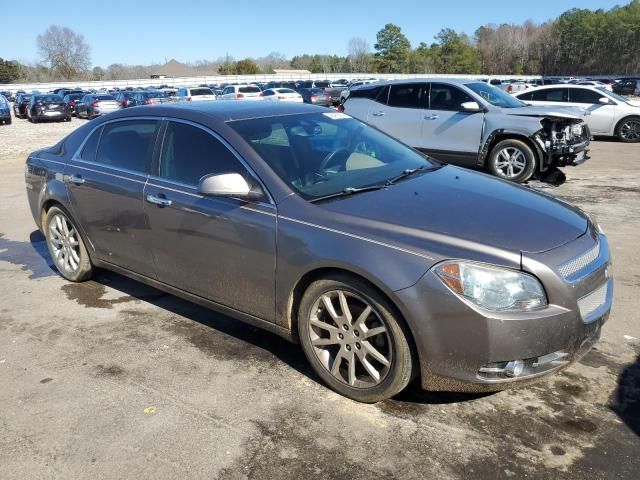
[367,82,427,149]
[144,120,277,321]
[65,119,161,277]
[421,83,485,165]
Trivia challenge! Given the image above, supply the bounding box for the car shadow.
[24,229,495,405]
[611,354,640,437]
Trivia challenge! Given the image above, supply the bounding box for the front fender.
[477,119,545,168]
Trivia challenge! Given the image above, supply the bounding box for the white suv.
[218,85,263,101]
[342,78,591,183]
[174,87,216,102]
[514,85,640,142]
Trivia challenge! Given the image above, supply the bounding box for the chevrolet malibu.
[25,102,613,402]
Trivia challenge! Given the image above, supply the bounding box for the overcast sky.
[0,0,624,67]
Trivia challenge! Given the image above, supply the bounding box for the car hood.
[503,105,586,120]
[625,99,640,107]
[315,166,588,257]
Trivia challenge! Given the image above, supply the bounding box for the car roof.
[107,100,324,123]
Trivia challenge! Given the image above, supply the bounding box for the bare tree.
[348,37,371,73]
[37,25,91,80]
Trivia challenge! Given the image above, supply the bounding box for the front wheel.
[44,206,93,282]
[488,139,536,183]
[616,117,640,143]
[298,275,414,403]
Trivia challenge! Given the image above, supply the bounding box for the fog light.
[504,360,525,377]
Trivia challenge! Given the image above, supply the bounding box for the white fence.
[0,73,541,93]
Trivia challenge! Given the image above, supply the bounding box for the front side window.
[387,83,426,109]
[95,120,160,173]
[429,83,475,111]
[229,112,438,201]
[159,121,246,186]
[569,88,605,104]
[464,82,524,108]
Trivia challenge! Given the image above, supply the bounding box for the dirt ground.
[0,114,639,480]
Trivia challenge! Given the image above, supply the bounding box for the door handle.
[66,174,85,185]
[146,194,172,207]
[424,114,439,120]
[371,111,385,117]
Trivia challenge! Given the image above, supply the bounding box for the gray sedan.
[25,102,613,402]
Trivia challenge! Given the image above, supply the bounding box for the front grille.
[558,241,600,279]
[578,282,608,321]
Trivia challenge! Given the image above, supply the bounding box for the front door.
[421,83,485,166]
[65,119,160,277]
[144,120,277,322]
[566,88,617,134]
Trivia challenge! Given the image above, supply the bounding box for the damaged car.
[341,79,591,183]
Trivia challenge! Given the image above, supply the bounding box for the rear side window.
[517,91,534,101]
[531,88,567,102]
[388,83,426,109]
[159,122,245,185]
[191,88,213,96]
[79,126,103,162]
[569,88,605,104]
[348,85,385,102]
[95,120,160,173]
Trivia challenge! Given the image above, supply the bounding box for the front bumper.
[394,233,612,392]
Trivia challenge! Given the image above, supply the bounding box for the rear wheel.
[298,275,414,403]
[488,138,536,183]
[616,117,640,143]
[44,206,93,282]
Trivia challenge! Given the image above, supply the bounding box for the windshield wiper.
[309,184,387,203]
[385,165,442,185]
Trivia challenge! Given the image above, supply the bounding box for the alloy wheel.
[620,119,640,141]
[48,213,82,274]
[308,290,392,388]
[494,147,527,178]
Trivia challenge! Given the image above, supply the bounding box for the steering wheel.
[318,148,352,172]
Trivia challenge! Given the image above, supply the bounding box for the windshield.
[598,87,629,103]
[229,112,437,200]
[465,82,526,108]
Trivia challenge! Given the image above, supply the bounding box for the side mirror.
[460,101,483,112]
[598,97,613,105]
[198,173,262,201]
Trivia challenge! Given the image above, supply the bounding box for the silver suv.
[342,78,591,183]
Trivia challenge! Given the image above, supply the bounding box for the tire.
[298,274,414,403]
[615,116,640,143]
[488,138,536,183]
[6,117,11,125]
[44,206,93,282]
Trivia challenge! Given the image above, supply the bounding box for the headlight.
[433,261,547,312]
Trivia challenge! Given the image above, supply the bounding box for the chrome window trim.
[145,179,275,212]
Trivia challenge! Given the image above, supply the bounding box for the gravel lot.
[0,114,639,480]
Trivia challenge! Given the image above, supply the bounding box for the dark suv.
[613,79,640,96]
